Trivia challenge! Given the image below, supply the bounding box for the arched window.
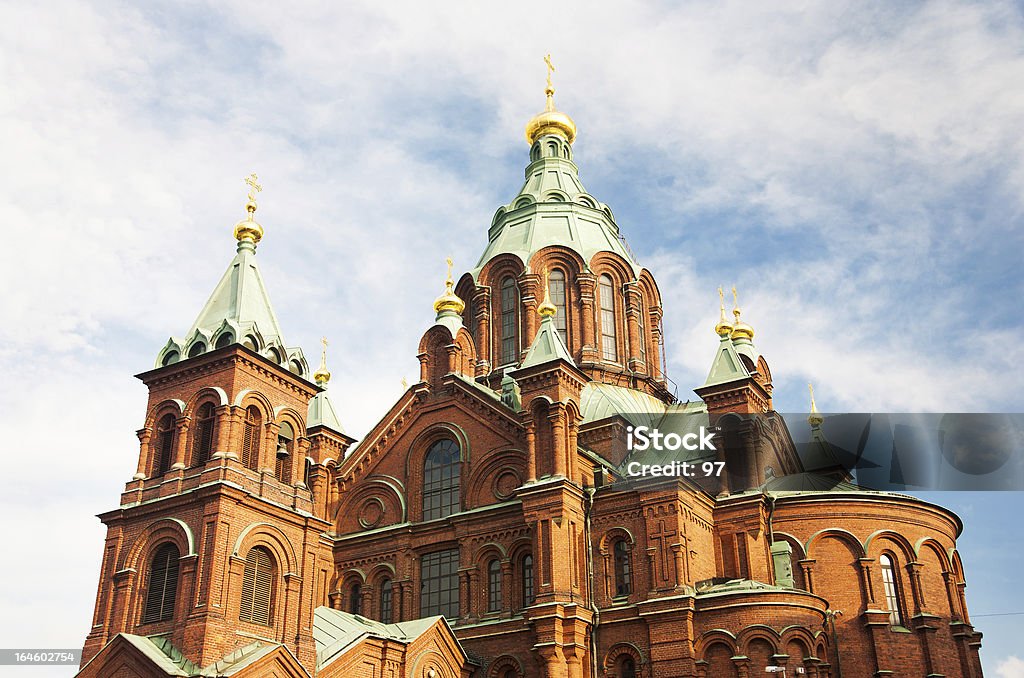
[599,275,618,361]
[241,406,261,471]
[549,269,568,345]
[618,656,637,678]
[613,539,632,597]
[275,422,294,484]
[487,559,502,612]
[880,553,904,626]
[500,277,519,365]
[379,578,393,623]
[192,403,216,466]
[422,439,461,520]
[153,414,176,477]
[188,342,206,358]
[239,547,274,625]
[142,543,179,623]
[215,332,233,349]
[349,582,362,615]
[522,554,534,607]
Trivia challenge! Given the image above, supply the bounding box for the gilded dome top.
[525,55,576,145]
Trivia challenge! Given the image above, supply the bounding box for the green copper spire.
[308,337,345,433]
[520,312,575,369]
[155,176,307,377]
[472,82,639,278]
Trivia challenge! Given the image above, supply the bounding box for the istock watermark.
[625,425,717,452]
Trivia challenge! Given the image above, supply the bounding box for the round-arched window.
[422,439,461,520]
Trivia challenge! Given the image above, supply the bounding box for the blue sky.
[0,1,1022,675]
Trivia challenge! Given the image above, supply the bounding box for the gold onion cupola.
[233,173,265,250]
[525,54,577,145]
[730,286,755,343]
[715,286,734,338]
[433,257,466,318]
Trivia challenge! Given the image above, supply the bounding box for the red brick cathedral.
[79,80,985,678]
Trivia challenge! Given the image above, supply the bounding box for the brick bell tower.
[81,176,336,671]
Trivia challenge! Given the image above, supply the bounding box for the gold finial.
[730,285,755,342]
[433,256,466,315]
[715,286,733,337]
[538,267,557,318]
[233,173,265,244]
[808,382,824,427]
[313,336,331,384]
[525,54,577,145]
[544,54,556,100]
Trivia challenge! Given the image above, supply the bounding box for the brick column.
[473,286,491,375]
[578,274,597,363]
[550,406,567,478]
[134,427,152,479]
[213,405,232,459]
[624,282,644,373]
[525,418,537,482]
[520,272,540,357]
[172,416,190,470]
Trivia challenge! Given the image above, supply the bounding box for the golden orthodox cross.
[544,54,555,89]
[245,173,262,202]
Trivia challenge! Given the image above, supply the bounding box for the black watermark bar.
[0,649,82,665]
[602,413,1024,491]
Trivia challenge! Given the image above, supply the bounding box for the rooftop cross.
[245,173,262,204]
[544,54,555,91]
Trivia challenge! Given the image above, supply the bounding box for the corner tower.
[81,178,334,672]
[455,58,672,402]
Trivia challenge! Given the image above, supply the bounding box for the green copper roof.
[308,386,344,433]
[702,336,751,387]
[155,238,308,377]
[314,607,461,671]
[473,134,640,277]
[520,313,575,369]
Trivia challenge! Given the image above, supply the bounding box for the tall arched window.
[618,656,637,678]
[613,539,632,597]
[880,553,904,626]
[153,414,176,477]
[599,275,618,361]
[239,546,274,625]
[275,422,294,484]
[192,403,216,466]
[487,559,502,612]
[500,277,519,365]
[422,439,461,520]
[549,269,568,345]
[379,578,393,623]
[522,554,534,607]
[349,583,362,615]
[241,406,261,471]
[142,543,179,623]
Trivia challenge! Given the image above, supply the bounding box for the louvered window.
[153,414,176,477]
[599,275,618,362]
[349,583,362,615]
[241,406,261,471]
[142,543,179,623]
[422,439,460,520]
[192,403,215,466]
[500,277,519,365]
[239,547,274,625]
[275,422,294,484]
[487,559,502,612]
[549,269,568,345]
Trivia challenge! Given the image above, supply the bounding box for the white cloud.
[997,655,1024,678]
